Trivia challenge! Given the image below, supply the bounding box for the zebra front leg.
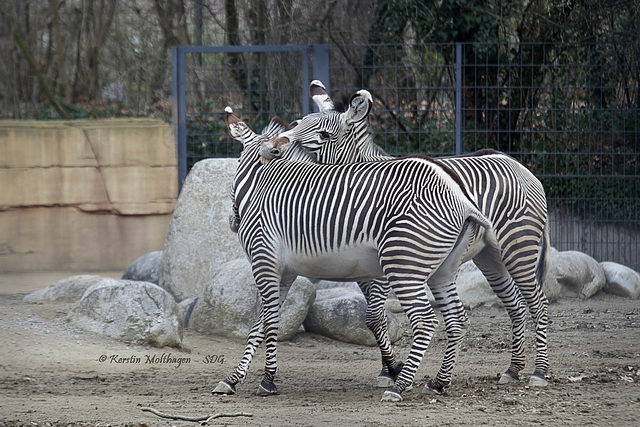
[359,279,404,387]
[213,313,266,395]
[254,282,282,396]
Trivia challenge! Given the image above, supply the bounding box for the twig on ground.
[140,406,253,424]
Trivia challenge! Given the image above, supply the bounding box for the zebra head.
[262,80,375,164]
[225,106,315,165]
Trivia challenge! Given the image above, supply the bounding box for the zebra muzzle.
[260,145,282,164]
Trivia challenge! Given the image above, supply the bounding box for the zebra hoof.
[381,388,403,402]
[376,374,394,388]
[422,379,445,395]
[529,372,549,387]
[212,380,236,395]
[256,379,278,396]
[498,369,520,385]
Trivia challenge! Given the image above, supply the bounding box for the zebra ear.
[225,106,255,142]
[309,80,334,112]
[344,90,373,124]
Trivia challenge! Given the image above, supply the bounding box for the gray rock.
[601,262,640,299]
[122,251,162,284]
[158,159,245,301]
[544,250,606,300]
[68,278,184,349]
[312,280,362,292]
[384,294,404,313]
[189,259,316,341]
[304,287,404,346]
[23,275,104,303]
[456,261,501,308]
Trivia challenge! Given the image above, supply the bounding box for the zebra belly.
[280,245,383,282]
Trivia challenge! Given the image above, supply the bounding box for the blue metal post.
[312,44,331,108]
[171,46,188,189]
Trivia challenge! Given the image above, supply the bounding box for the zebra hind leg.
[473,245,529,385]
[380,280,439,402]
[421,227,474,395]
[504,244,551,386]
[523,289,550,387]
[359,279,404,388]
[423,283,469,395]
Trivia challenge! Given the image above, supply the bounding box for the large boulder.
[158,159,244,301]
[601,262,640,299]
[68,278,185,349]
[23,275,104,303]
[543,250,606,300]
[189,259,316,341]
[456,261,501,308]
[304,287,404,346]
[122,250,162,284]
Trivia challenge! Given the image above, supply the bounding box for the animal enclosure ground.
[0,289,639,426]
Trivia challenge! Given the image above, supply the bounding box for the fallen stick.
[140,406,253,423]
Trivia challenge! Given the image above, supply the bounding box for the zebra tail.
[535,221,551,290]
[467,207,492,232]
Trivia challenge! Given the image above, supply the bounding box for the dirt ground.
[1,275,639,426]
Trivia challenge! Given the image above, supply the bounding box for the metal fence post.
[301,46,310,116]
[455,43,462,156]
[171,46,188,189]
[312,44,331,109]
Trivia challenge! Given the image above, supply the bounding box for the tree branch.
[140,406,253,423]
[0,5,70,119]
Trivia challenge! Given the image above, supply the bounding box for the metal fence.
[172,42,639,271]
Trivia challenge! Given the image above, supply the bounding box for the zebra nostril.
[270,148,281,157]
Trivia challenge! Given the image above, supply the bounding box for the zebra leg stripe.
[383,279,439,400]
[426,283,469,394]
[359,279,403,383]
[215,315,265,393]
[473,246,528,381]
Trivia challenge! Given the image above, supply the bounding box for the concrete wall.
[0,119,177,273]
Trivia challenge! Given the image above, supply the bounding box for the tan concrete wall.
[0,119,177,273]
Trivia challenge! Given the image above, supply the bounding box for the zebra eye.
[319,131,330,139]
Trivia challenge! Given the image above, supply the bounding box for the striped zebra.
[216,106,493,402]
[263,80,551,391]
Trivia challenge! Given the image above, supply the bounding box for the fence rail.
[172,42,639,271]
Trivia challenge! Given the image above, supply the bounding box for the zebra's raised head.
[225,106,314,165]
[262,80,374,164]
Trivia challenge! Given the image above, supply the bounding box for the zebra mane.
[325,92,351,113]
[260,117,289,139]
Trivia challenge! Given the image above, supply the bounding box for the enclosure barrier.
[171,42,639,271]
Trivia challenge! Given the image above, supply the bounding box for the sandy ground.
[0,274,639,426]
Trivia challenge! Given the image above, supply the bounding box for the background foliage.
[2,0,638,120]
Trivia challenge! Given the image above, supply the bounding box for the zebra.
[262,80,551,392]
[216,106,493,402]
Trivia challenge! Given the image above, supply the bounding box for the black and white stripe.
[215,107,492,402]
[265,81,551,391]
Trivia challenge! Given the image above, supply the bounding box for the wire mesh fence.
[175,42,640,270]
